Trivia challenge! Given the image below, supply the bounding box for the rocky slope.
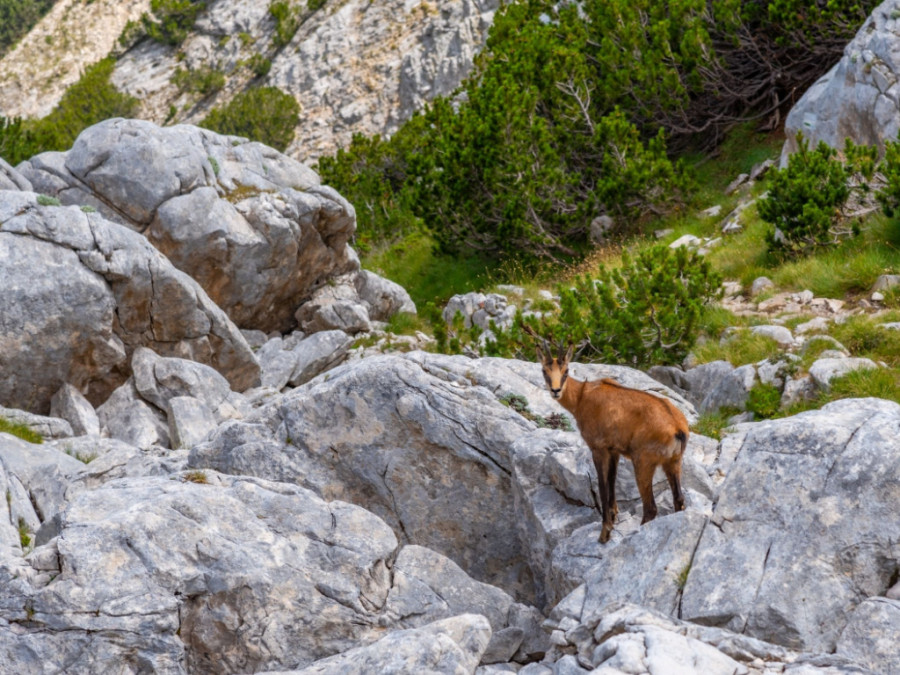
[0,0,497,162]
[2,119,898,674]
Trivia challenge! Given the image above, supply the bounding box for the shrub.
[0,0,56,57]
[200,86,300,151]
[483,245,722,367]
[247,53,272,78]
[172,65,225,95]
[759,137,876,258]
[269,1,299,47]
[0,115,39,165]
[142,0,208,46]
[877,136,900,218]
[746,383,782,419]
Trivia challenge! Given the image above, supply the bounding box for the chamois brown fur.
[536,344,689,543]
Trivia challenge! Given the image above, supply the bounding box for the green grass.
[0,418,42,444]
[17,517,31,549]
[746,382,782,419]
[825,367,900,404]
[384,311,430,336]
[693,407,742,439]
[362,230,493,308]
[692,331,782,367]
[827,313,900,367]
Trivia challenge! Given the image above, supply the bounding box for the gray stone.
[289,330,355,386]
[280,614,493,675]
[0,406,73,441]
[131,347,242,423]
[668,234,702,249]
[354,269,417,321]
[0,157,32,191]
[783,1,900,159]
[780,375,818,409]
[167,396,218,450]
[872,274,900,292]
[750,277,774,296]
[589,215,614,244]
[295,275,372,335]
[50,384,100,437]
[681,399,900,653]
[808,357,878,390]
[0,192,259,414]
[725,173,750,195]
[835,597,900,674]
[750,325,794,348]
[96,379,170,450]
[257,337,301,390]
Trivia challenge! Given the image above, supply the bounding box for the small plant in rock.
[693,407,742,440]
[746,382,782,419]
[141,0,208,47]
[172,65,226,96]
[80,205,97,213]
[17,518,31,549]
[36,194,61,206]
[499,393,574,431]
[269,1,299,47]
[675,563,691,590]
[0,418,42,444]
[183,470,209,484]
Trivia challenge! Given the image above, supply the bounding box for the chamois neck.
[558,375,584,414]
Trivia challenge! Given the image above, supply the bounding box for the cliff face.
[0,0,151,120]
[0,0,497,162]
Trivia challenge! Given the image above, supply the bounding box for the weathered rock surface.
[836,597,900,674]
[0,190,259,414]
[189,352,696,605]
[783,0,900,158]
[18,119,358,333]
[681,398,900,653]
[49,384,100,437]
[269,614,493,675]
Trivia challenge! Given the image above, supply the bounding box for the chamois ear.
[536,344,546,364]
[565,342,574,364]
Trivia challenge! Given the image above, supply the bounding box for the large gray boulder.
[17,118,359,333]
[680,398,900,653]
[0,191,259,414]
[783,0,900,158]
[189,352,695,605]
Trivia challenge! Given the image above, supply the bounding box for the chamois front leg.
[664,458,685,513]
[607,453,619,521]
[591,450,615,543]
[632,456,659,525]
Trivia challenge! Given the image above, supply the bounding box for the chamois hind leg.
[607,454,619,521]
[664,457,685,512]
[632,456,659,525]
[591,450,614,543]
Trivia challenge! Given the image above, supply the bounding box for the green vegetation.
[200,87,300,152]
[746,383,783,419]
[269,1,300,47]
[183,470,209,484]
[319,0,874,262]
[0,58,139,166]
[141,0,208,46]
[758,138,876,258]
[17,517,31,550]
[484,246,722,368]
[692,331,782,368]
[0,0,56,57]
[36,194,61,206]
[172,65,226,96]
[498,393,575,431]
[0,418,43,444]
[247,53,272,78]
[693,408,742,440]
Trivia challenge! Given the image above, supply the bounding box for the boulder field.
[0,120,898,674]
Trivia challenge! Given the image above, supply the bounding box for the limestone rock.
[835,597,900,674]
[18,119,359,333]
[783,0,900,158]
[808,357,878,390]
[680,399,900,653]
[0,191,259,413]
[295,274,372,335]
[355,269,417,320]
[0,406,73,441]
[167,396,218,450]
[278,614,493,675]
[50,384,100,437]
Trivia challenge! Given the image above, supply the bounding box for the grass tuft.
[0,418,42,444]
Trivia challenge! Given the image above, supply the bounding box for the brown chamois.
[528,331,689,544]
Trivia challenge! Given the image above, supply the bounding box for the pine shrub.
[200,86,299,152]
[483,245,722,367]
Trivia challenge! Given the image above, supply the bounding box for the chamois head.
[524,325,574,399]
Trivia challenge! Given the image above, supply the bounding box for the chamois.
[528,330,689,544]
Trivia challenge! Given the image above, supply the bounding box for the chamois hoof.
[599,526,612,544]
